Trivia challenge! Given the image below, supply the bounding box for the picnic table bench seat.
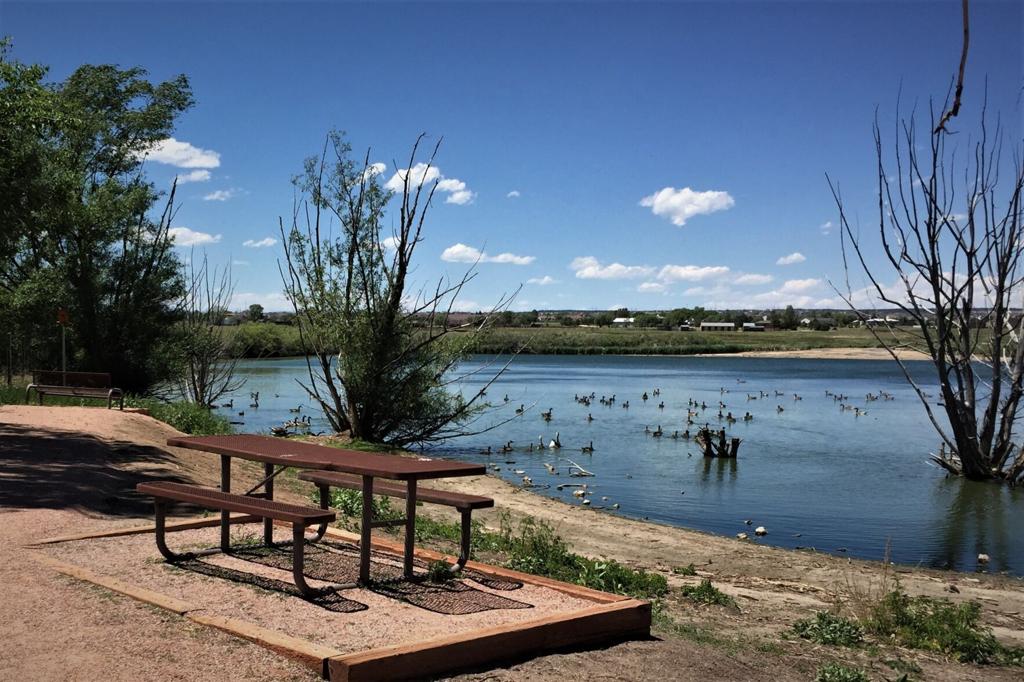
[297,470,493,570]
[136,481,336,597]
[26,370,124,409]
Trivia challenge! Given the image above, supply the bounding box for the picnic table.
[164,434,486,584]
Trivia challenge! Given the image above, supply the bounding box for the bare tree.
[174,253,245,406]
[828,14,1024,484]
[279,131,516,446]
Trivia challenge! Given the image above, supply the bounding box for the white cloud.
[527,275,558,286]
[176,170,211,184]
[733,273,774,285]
[144,137,221,168]
[230,291,291,311]
[243,237,277,248]
[364,162,386,180]
[232,260,249,266]
[570,256,654,280]
[506,190,521,198]
[639,187,735,226]
[638,281,667,293]
[657,264,730,282]
[168,227,221,247]
[776,252,807,265]
[381,236,400,251]
[203,189,236,201]
[820,221,834,235]
[441,243,535,265]
[385,164,475,205]
[779,278,822,294]
[450,299,481,312]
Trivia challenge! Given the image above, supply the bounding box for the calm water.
[219,355,1024,575]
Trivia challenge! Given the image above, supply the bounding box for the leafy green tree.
[280,132,515,445]
[0,41,192,392]
[771,305,800,330]
[247,303,264,322]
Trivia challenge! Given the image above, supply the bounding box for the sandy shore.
[701,347,931,361]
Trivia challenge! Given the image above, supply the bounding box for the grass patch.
[672,563,697,576]
[815,663,868,682]
[680,579,735,607]
[868,589,1023,665]
[793,611,864,647]
[129,398,233,435]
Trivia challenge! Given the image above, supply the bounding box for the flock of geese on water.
[473,381,898,509]
[217,392,316,436]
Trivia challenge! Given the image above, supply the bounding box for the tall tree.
[0,40,192,391]
[830,1,1024,485]
[280,132,515,446]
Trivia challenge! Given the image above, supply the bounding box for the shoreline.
[695,347,931,361]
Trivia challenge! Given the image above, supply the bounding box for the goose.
[238,410,245,417]
[581,441,594,454]
[586,413,594,422]
[503,394,510,402]
[642,392,649,402]
[652,425,663,437]
[479,446,492,455]
[221,399,234,408]
[645,425,651,434]
[541,408,553,421]
[777,405,784,413]
[515,404,525,415]
[622,400,630,409]
[549,432,562,449]
[249,400,259,408]
[544,463,556,474]
[500,441,515,453]
[288,405,303,413]
[537,436,547,450]
[658,401,665,410]
[522,476,533,486]
[744,412,754,421]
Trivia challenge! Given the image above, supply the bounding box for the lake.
[218,354,1024,575]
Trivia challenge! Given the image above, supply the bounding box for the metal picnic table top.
[166,434,486,480]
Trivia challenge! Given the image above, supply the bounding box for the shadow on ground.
[0,423,189,517]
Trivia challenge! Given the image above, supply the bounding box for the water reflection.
[700,456,738,483]
[931,477,1018,573]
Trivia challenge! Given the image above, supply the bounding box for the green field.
[465,326,888,355]
[221,322,892,358]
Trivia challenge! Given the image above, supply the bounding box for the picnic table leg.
[263,461,274,545]
[359,475,373,584]
[220,455,231,552]
[404,479,417,579]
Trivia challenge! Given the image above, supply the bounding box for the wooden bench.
[26,370,124,409]
[297,470,493,571]
[136,481,336,597]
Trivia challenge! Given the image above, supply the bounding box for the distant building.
[741,322,765,332]
[612,317,635,327]
[700,322,736,332]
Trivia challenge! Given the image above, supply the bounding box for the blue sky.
[3,1,1021,311]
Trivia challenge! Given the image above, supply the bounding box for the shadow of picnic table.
[0,423,189,517]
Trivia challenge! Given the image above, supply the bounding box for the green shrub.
[794,611,864,647]
[815,663,868,682]
[427,560,454,583]
[681,579,735,607]
[130,399,232,436]
[320,487,399,521]
[867,590,1007,664]
[673,563,697,576]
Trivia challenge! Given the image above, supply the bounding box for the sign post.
[57,308,69,384]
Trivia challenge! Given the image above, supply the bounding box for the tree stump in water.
[696,428,741,458]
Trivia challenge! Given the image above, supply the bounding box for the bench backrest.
[32,370,112,388]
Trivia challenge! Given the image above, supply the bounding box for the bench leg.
[220,455,232,552]
[263,462,275,545]
[310,484,330,542]
[292,523,323,598]
[153,499,220,562]
[359,475,373,584]
[404,479,417,579]
[452,509,472,573]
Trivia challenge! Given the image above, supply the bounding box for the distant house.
[700,322,736,332]
[741,322,765,332]
[865,317,899,327]
[612,317,635,327]
[677,324,694,331]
